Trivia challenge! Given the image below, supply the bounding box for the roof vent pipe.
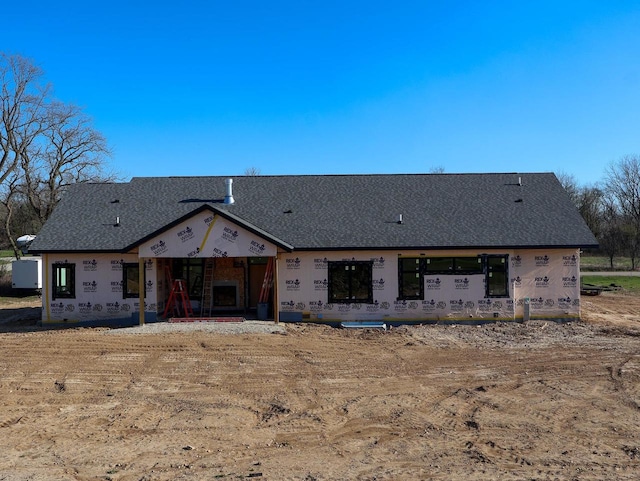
[224,178,235,205]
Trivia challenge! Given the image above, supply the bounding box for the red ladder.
[163,279,194,319]
[165,265,173,282]
[258,258,274,304]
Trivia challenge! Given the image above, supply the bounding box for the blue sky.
[2,1,639,185]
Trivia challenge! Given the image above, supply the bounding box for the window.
[399,256,483,300]
[453,257,483,273]
[397,255,506,300]
[123,263,145,299]
[53,263,75,299]
[398,258,423,299]
[425,257,452,272]
[171,258,204,299]
[424,257,482,273]
[486,255,508,297]
[328,261,373,303]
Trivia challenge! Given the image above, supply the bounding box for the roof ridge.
[129,172,555,181]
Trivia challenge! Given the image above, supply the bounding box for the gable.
[138,210,277,258]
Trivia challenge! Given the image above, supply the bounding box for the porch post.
[274,254,279,324]
[139,257,145,326]
[43,253,51,323]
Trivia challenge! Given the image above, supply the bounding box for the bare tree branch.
[244,166,261,176]
[1,52,116,251]
[605,155,640,269]
[0,172,23,259]
[20,101,113,224]
[0,53,48,186]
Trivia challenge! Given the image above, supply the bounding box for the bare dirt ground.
[1,293,640,480]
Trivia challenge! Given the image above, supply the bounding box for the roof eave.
[289,243,600,252]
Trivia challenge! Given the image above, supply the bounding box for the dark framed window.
[398,258,423,300]
[397,255,505,300]
[453,257,483,273]
[172,258,204,299]
[53,263,75,300]
[424,257,482,273]
[425,257,453,272]
[485,255,509,297]
[328,261,373,303]
[123,263,146,299]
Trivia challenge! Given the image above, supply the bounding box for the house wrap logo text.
[150,240,168,255]
[83,259,98,271]
[249,240,266,255]
[286,258,301,269]
[177,226,194,243]
[535,255,550,266]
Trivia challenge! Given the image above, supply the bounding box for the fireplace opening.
[212,281,239,309]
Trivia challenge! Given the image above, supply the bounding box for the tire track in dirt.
[2,301,640,479]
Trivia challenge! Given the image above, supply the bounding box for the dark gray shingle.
[30,173,598,253]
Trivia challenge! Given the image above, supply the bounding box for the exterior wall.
[511,250,581,320]
[42,253,157,326]
[39,240,581,325]
[276,248,581,324]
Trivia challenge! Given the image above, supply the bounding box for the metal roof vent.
[224,178,235,205]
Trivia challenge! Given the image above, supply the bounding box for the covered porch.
[131,207,290,325]
[155,256,275,320]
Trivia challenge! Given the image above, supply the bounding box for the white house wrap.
[139,211,277,259]
[276,249,581,323]
[43,253,157,325]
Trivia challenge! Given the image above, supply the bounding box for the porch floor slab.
[169,317,246,323]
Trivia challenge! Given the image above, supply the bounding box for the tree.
[604,155,640,269]
[244,166,261,176]
[0,53,114,259]
[21,102,112,226]
[0,175,21,255]
[0,54,48,256]
[598,196,625,269]
[557,171,604,240]
[556,171,580,206]
[0,53,48,186]
[576,186,604,239]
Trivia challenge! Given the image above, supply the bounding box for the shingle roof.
[29,173,598,253]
